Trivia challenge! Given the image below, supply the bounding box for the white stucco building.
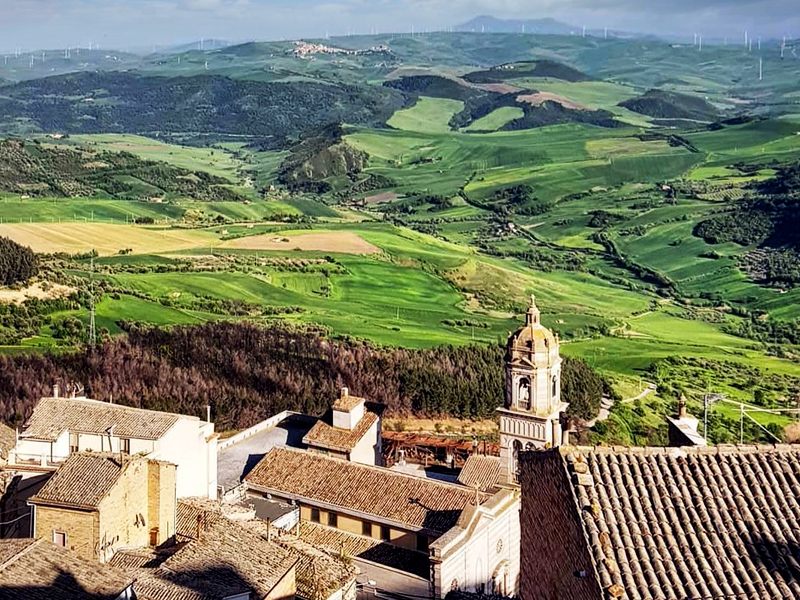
[302,387,383,466]
[498,295,569,482]
[13,389,218,498]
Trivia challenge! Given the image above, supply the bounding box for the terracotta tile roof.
[109,547,175,571]
[0,538,133,599]
[240,519,358,600]
[21,396,183,441]
[160,518,297,599]
[297,520,431,580]
[175,497,254,542]
[458,455,503,492]
[29,453,126,510]
[0,422,15,460]
[521,444,800,600]
[303,407,380,453]
[245,447,486,534]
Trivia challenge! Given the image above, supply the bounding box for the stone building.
[498,295,568,482]
[519,444,800,600]
[244,446,520,598]
[14,390,218,498]
[29,453,176,563]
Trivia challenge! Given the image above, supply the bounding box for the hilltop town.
[1,5,800,598]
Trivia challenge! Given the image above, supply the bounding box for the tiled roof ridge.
[30,453,131,510]
[0,538,40,572]
[555,442,800,600]
[559,443,800,456]
[39,395,200,420]
[266,446,487,495]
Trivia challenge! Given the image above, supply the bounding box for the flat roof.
[217,414,315,493]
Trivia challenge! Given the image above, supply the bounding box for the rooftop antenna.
[89,257,97,348]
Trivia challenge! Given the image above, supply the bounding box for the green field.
[387,97,464,133]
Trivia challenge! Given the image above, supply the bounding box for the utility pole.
[89,258,97,348]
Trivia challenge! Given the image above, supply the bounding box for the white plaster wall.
[349,419,380,466]
[149,418,216,498]
[436,496,520,597]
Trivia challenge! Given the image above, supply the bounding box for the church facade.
[498,295,569,482]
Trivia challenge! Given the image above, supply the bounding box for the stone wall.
[34,505,97,561]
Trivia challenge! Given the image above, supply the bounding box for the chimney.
[52,384,59,398]
[341,387,349,399]
[206,405,211,423]
[678,394,687,419]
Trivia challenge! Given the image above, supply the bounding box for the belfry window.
[518,378,531,410]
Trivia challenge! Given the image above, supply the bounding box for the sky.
[0,0,797,52]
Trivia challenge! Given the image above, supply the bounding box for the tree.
[0,236,38,286]
[562,357,604,420]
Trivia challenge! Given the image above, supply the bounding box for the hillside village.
[1,296,799,599]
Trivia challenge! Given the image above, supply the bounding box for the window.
[121,438,131,454]
[69,433,79,453]
[310,508,320,523]
[327,512,338,528]
[54,531,67,547]
[380,525,391,542]
[362,521,372,537]
[518,378,531,410]
[416,534,429,553]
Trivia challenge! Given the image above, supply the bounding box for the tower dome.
[506,295,559,369]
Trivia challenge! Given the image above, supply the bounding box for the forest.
[0,72,407,146]
[0,321,604,431]
[0,139,245,201]
[0,236,37,286]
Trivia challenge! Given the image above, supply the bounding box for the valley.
[1,31,800,445]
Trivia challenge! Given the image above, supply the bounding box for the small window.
[69,433,79,454]
[121,438,131,454]
[380,525,391,542]
[416,534,429,552]
[310,508,320,523]
[362,521,372,537]
[54,531,67,547]
[327,512,338,528]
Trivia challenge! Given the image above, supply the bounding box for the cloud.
[0,0,796,51]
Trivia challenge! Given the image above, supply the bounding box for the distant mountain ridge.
[455,15,577,35]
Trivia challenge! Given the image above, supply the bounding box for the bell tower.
[498,295,568,483]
